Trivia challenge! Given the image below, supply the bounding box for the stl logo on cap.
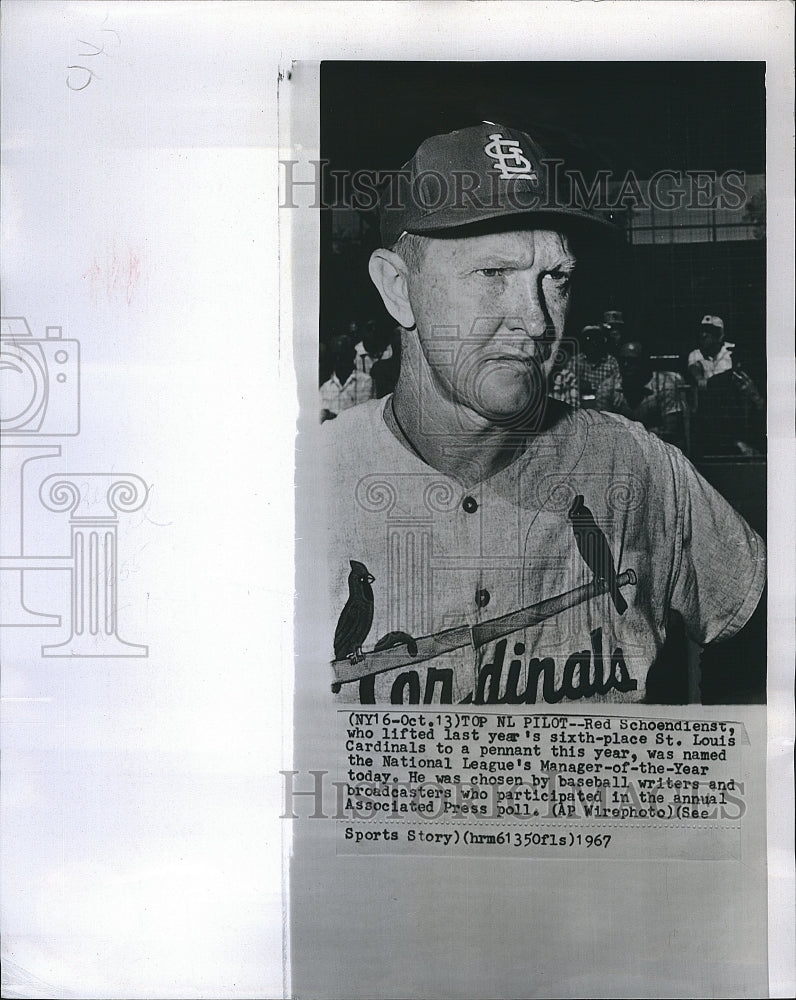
[483,132,538,182]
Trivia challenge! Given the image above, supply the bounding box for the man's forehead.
[422,227,574,263]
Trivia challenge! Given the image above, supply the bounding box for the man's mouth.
[488,343,552,367]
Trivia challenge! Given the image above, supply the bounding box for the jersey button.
[462,495,478,513]
[475,588,490,608]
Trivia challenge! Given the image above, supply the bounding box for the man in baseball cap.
[321,124,765,707]
[573,323,620,403]
[701,314,724,331]
[688,314,735,388]
[602,309,626,355]
[367,123,617,449]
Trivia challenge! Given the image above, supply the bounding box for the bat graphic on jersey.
[331,567,637,688]
[568,494,628,615]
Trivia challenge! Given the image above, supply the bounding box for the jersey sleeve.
[669,451,765,644]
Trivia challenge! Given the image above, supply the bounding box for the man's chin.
[469,367,548,425]
[468,390,549,429]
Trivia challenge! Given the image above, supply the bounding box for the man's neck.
[390,378,556,487]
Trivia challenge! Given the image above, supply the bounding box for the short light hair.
[389,232,432,273]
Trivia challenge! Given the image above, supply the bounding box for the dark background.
[321,62,765,179]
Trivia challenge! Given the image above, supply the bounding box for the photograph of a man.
[321,109,765,707]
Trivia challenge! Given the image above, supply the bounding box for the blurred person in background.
[573,323,620,405]
[320,334,373,422]
[354,318,394,375]
[686,314,764,456]
[598,341,688,451]
[548,338,580,408]
[692,363,765,458]
[602,309,627,357]
[369,327,402,399]
[687,314,734,388]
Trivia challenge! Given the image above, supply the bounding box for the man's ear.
[368,249,416,330]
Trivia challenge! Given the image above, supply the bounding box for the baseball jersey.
[322,397,765,706]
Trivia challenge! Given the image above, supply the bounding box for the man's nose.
[502,274,549,338]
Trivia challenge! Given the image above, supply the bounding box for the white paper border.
[281,3,793,996]
[0,2,791,997]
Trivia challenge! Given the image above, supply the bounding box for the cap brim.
[405,206,622,240]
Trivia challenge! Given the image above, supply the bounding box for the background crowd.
[320,308,765,463]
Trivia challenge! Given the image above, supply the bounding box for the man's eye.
[548,271,573,291]
[476,267,507,278]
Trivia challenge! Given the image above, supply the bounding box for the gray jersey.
[323,397,764,705]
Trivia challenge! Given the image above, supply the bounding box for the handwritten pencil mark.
[67,12,119,91]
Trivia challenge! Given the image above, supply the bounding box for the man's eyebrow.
[462,253,535,269]
[548,256,578,271]
[468,256,525,268]
[462,252,578,269]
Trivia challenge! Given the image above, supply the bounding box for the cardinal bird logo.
[568,494,628,615]
[334,560,375,664]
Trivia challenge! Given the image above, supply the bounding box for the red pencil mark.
[126,252,141,306]
[82,243,143,306]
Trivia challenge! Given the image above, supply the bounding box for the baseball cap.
[603,310,625,326]
[378,122,618,247]
[700,315,724,331]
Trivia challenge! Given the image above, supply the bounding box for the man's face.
[405,228,576,425]
[582,328,608,363]
[698,325,723,357]
[330,335,355,372]
[619,345,645,383]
